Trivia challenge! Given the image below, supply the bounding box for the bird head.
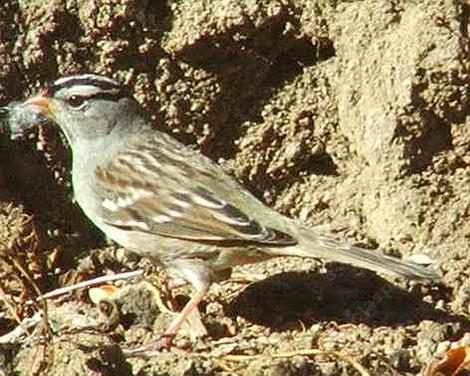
[22,74,144,148]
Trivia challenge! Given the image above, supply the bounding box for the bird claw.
[122,333,175,357]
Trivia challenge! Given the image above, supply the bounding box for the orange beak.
[24,93,53,118]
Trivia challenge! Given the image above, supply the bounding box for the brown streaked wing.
[94,136,296,246]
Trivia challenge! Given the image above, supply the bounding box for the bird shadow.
[225,264,466,331]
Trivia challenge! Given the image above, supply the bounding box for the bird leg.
[123,284,209,356]
[164,285,208,338]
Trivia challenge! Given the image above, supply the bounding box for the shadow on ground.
[226,265,464,331]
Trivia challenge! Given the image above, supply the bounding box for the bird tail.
[275,225,440,281]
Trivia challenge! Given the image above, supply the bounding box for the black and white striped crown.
[46,74,125,96]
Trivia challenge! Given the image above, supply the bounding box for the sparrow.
[8,74,439,352]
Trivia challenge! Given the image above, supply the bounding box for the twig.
[0,284,23,327]
[29,270,144,303]
[11,257,51,336]
[204,348,371,376]
[0,311,42,344]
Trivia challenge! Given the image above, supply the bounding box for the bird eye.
[66,95,88,109]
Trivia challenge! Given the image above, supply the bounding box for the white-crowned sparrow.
[11,74,438,351]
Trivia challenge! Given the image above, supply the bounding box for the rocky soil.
[0,0,469,375]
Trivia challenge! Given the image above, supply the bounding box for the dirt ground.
[0,0,469,375]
